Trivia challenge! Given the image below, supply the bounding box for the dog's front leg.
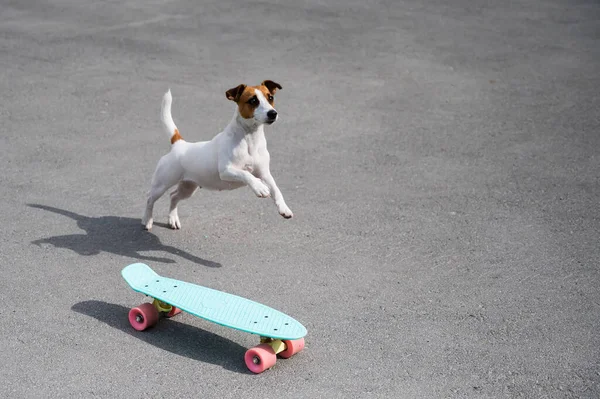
[219,165,271,198]
[258,169,293,219]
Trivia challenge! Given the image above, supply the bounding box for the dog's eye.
[268,95,274,102]
[248,96,258,105]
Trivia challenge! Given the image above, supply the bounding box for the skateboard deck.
[122,263,306,340]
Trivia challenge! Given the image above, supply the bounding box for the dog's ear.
[225,84,246,102]
[262,80,282,95]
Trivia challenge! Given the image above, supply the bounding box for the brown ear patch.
[226,84,247,102]
[262,80,282,94]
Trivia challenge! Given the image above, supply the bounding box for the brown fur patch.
[236,86,258,119]
[171,128,182,144]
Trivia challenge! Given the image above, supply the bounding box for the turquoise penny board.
[122,263,307,340]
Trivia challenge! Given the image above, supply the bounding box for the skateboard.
[121,263,307,373]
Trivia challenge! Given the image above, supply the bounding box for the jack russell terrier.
[142,80,293,230]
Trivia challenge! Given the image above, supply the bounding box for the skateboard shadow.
[28,204,221,267]
[72,300,250,374]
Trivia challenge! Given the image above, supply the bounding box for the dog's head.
[226,80,282,126]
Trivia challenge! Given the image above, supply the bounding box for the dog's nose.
[267,110,278,120]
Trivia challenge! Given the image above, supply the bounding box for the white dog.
[142,81,293,230]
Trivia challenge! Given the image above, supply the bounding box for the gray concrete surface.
[1,0,599,397]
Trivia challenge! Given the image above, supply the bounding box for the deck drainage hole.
[174,285,178,288]
[163,291,167,293]
[253,321,257,324]
[264,316,268,318]
[156,280,160,282]
[274,329,278,331]
[285,323,289,325]
[144,285,148,287]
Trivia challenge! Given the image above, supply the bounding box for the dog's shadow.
[28,204,221,267]
[72,300,249,373]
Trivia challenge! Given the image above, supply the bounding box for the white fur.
[142,88,293,230]
[161,89,177,140]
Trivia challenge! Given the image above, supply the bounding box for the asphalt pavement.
[1,0,599,397]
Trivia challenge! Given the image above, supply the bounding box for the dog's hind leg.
[142,154,183,230]
[168,181,199,229]
[142,184,169,230]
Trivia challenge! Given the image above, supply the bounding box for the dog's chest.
[232,139,262,174]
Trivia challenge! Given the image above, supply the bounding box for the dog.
[141,80,293,230]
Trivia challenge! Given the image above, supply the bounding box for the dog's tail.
[161,89,183,144]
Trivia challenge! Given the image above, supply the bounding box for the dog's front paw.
[278,205,293,219]
[252,182,271,198]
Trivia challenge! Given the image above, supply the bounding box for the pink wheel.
[244,344,277,374]
[128,303,159,331]
[167,307,182,318]
[279,338,305,359]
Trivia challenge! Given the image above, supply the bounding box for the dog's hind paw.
[142,219,153,230]
[168,215,181,230]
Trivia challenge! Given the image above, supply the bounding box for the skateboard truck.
[152,299,172,313]
[260,336,287,354]
[152,298,181,318]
